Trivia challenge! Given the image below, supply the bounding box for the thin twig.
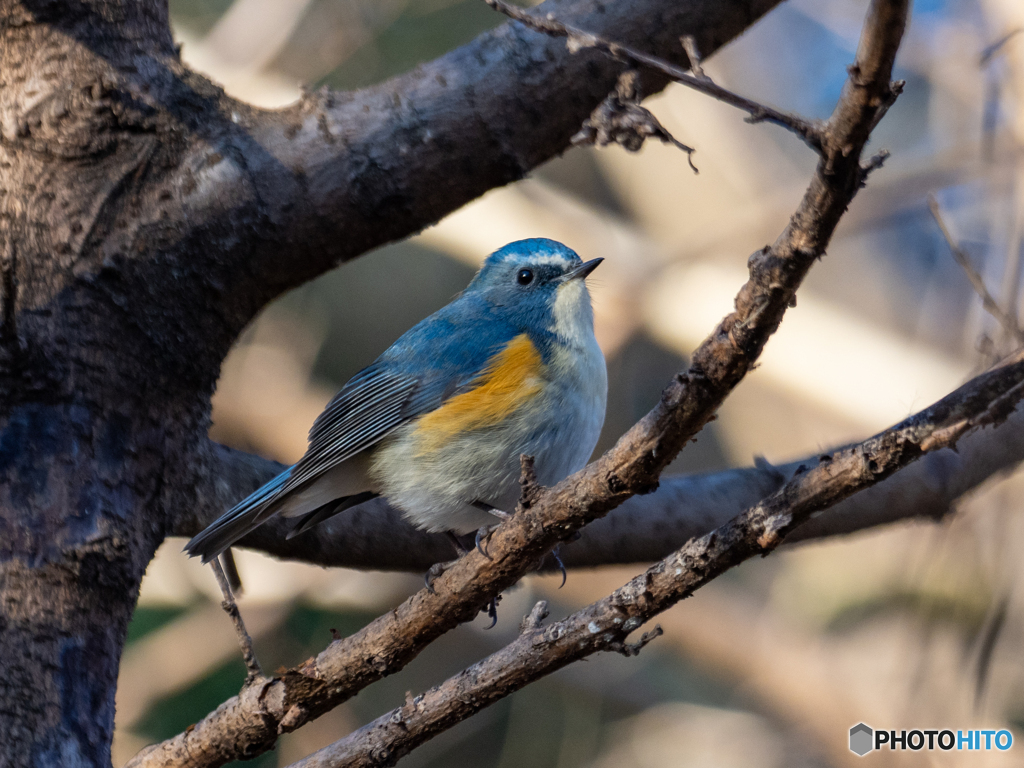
[978,29,1021,163]
[928,194,1024,345]
[287,354,1024,768]
[221,548,244,595]
[980,28,1023,67]
[999,201,1024,351]
[484,0,824,153]
[210,556,263,681]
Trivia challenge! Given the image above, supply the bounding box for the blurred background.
[113,0,1024,765]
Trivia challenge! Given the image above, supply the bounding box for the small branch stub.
[572,70,698,172]
[859,149,890,186]
[680,36,707,80]
[517,454,542,512]
[520,601,550,634]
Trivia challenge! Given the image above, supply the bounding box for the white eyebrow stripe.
[521,254,574,269]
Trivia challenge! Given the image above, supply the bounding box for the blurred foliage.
[825,589,992,635]
[168,0,233,36]
[125,606,190,645]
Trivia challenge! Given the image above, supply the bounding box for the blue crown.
[483,238,581,269]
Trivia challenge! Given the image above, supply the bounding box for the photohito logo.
[849,724,1013,756]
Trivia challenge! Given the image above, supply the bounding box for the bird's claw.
[552,545,567,589]
[424,560,455,593]
[475,524,498,559]
[483,595,501,629]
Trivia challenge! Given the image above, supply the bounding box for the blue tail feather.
[185,467,293,563]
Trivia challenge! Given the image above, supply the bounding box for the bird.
[186,238,607,565]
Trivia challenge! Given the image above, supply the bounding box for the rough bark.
[0,3,198,764]
[0,0,782,764]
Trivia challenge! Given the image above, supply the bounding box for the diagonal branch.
[63,0,785,381]
[286,353,1024,768]
[217,0,785,317]
[131,1,909,766]
[484,0,825,152]
[928,194,1024,345]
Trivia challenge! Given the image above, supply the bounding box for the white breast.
[533,277,607,485]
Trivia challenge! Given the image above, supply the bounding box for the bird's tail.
[285,490,379,539]
[185,469,292,563]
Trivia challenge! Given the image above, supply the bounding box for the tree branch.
[213,0,784,317]
[287,353,1024,768]
[209,557,263,681]
[928,194,1024,345]
[132,0,909,764]
[484,0,824,152]
[178,392,1024,569]
[22,0,783,388]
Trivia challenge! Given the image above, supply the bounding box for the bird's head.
[466,239,602,344]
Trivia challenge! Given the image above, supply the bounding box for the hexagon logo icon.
[850,723,873,756]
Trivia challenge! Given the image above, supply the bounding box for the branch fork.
[485,0,825,153]
[609,625,663,657]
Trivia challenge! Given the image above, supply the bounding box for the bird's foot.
[424,559,457,594]
[475,524,499,559]
[483,595,502,629]
[470,500,514,560]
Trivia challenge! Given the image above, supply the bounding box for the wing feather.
[284,366,420,492]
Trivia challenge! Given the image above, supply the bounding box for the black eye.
[517,268,534,285]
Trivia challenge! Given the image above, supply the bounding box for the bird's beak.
[565,258,603,281]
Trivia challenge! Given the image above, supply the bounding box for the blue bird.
[186,239,607,563]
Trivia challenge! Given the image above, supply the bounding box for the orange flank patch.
[414,334,544,454]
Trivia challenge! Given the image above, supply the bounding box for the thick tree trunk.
[0,3,201,763]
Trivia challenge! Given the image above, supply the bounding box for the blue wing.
[291,293,525,486]
[186,294,523,561]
